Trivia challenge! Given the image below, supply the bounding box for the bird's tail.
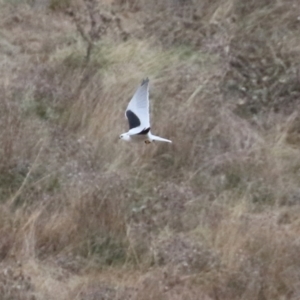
[150,134,172,143]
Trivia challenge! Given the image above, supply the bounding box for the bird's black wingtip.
[141,77,149,86]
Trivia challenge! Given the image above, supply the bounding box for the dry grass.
[0,0,300,299]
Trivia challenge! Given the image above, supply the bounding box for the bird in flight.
[119,78,172,144]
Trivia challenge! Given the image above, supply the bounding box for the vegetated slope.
[0,0,300,299]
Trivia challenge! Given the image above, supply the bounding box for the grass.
[0,0,300,299]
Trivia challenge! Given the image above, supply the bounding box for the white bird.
[119,78,172,144]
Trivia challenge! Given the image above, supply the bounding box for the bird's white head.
[119,133,131,141]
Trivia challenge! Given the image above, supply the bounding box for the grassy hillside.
[0,0,300,299]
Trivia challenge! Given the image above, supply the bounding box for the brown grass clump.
[0,0,300,299]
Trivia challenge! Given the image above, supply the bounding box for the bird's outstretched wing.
[125,78,150,135]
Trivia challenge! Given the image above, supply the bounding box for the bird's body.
[120,131,171,144]
[119,78,172,144]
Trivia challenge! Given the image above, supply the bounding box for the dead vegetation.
[0,0,300,299]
